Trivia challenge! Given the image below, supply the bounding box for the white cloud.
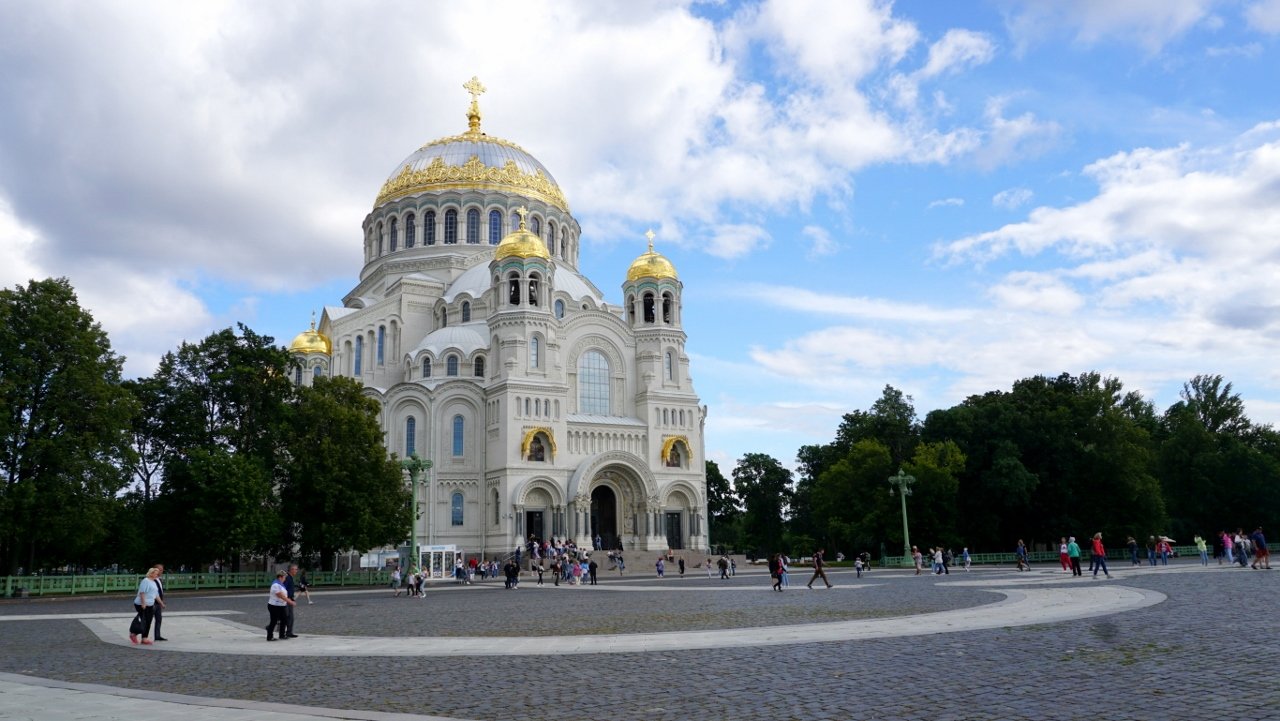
[802,225,838,258]
[890,29,995,108]
[987,271,1084,314]
[975,97,1062,170]
[929,197,965,208]
[706,223,772,259]
[737,283,975,324]
[992,187,1034,209]
[1245,0,1280,33]
[1003,0,1219,53]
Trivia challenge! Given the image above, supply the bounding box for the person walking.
[1059,538,1071,572]
[1127,536,1140,566]
[1015,540,1029,571]
[265,570,295,641]
[391,567,402,596]
[656,557,665,578]
[1251,527,1270,570]
[1066,536,1082,577]
[718,556,729,579]
[283,565,300,638]
[705,556,714,578]
[1195,535,1209,566]
[770,554,783,591]
[1221,530,1235,565]
[677,557,685,577]
[588,557,599,585]
[1091,533,1111,578]
[298,569,313,604]
[1146,536,1157,566]
[807,548,833,589]
[912,546,923,575]
[152,564,168,641]
[129,567,163,645]
[932,547,944,575]
[962,547,972,572]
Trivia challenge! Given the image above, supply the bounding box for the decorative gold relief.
[661,435,691,465]
[520,427,557,460]
[374,153,570,212]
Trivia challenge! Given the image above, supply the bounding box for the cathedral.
[288,78,707,567]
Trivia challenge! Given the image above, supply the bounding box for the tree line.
[708,376,1280,559]
[0,278,410,575]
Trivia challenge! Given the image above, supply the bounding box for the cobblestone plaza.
[0,561,1275,720]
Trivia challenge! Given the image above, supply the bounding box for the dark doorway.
[590,485,618,550]
[665,511,683,550]
[525,510,544,541]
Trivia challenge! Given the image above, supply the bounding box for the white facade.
[290,85,707,558]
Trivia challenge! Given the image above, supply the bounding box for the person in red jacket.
[1091,532,1112,579]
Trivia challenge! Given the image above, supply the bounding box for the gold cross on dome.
[463,76,486,102]
[515,206,528,229]
[645,228,655,252]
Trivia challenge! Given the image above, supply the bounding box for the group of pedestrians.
[1219,527,1270,569]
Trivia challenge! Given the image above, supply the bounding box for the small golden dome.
[626,230,678,282]
[494,207,551,261]
[289,314,331,355]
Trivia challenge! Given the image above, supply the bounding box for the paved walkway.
[77,584,1162,656]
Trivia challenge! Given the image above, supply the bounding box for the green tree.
[810,439,893,554]
[732,453,792,556]
[281,377,411,569]
[149,325,294,567]
[0,278,132,573]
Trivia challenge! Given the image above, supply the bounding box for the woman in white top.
[130,567,164,645]
[266,570,295,641]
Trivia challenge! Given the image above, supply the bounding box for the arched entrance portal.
[590,486,618,551]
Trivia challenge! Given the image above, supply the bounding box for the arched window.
[389,217,398,252]
[461,301,471,323]
[489,209,502,245]
[447,355,459,376]
[663,292,673,324]
[643,293,656,323]
[531,216,541,235]
[405,416,416,457]
[665,351,674,380]
[492,489,500,524]
[294,366,302,385]
[451,491,464,525]
[578,350,610,415]
[535,398,541,416]
[444,209,458,244]
[530,336,540,369]
[312,365,323,380]
[508,272,521,306]
[425,210,436,245]
[405,213,416,247]
[377,326,386,366]
[525,397,531,415]
[452,415,464,456]
[554,299,565,319]
[466,208,480,244]
[474,356,485,377]
[376,222,384,255]
[528,274,540,306]
[354,336,364,376]
[440,309,447,328]
[422,357,431,378]
[548,220,557,254]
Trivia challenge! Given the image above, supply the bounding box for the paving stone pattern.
[0,564,1276,720]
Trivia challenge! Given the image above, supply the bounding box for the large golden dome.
[494,209,552,261]
[289,316,331,355]
[373,77,569,212]
[627,231,678,282]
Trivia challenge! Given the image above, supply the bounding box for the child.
[535,565,545,586]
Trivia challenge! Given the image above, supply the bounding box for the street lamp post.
[400,454,433,574]
[887,468,916,568]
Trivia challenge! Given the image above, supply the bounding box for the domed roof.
[374,77,569,212]
[289,315,331,355]
[411,322,489,358]
[626,231,678,282]
[494,209,551,261]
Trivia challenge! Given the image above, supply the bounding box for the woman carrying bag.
[129,567,164,645]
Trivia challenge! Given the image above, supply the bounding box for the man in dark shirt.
[283,565,299,638]
[807,549,833,589]
[153,564,169,641]
[1251,527,1270,570]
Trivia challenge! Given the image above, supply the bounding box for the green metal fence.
[2,568,394,599]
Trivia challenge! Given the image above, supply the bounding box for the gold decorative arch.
[661,435,691,466]
[520,427,557,460]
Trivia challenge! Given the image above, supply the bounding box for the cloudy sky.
[3,0,1280,470]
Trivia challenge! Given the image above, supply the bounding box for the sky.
[3,0,1280,473]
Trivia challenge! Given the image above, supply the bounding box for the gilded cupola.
[626,230,678,282]
[288,313,331,355]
